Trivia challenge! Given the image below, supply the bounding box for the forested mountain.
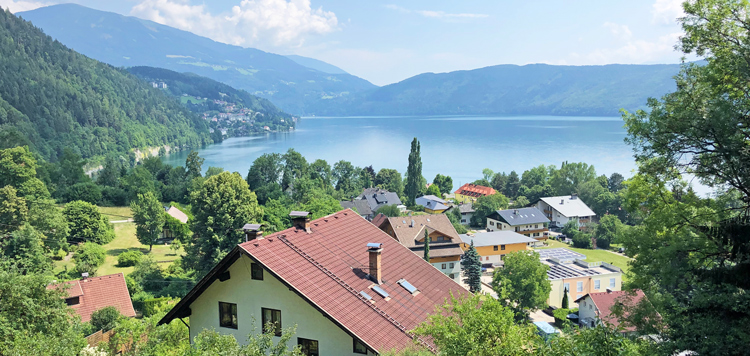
[18,4,376,115]
[316,63,680,116]
[284,55,349,75]
[127,66,292,119]
[0,8,211,161]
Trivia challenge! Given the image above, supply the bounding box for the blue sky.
[2,0,688,86]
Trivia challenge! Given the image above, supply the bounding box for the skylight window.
[397,279,419,294]
[359,291,373,301]
[371,285,390,299]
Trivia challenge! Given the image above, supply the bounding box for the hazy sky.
[1,0,688,86]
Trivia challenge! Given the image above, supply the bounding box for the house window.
[354,339,368,354]
[449,263,455,268]
[594,280,600,290]
[262,308,282,336]
[535,224,538,228]
[298,338,319,356]
[449,273,455,279]
[441,263,446,269]
[493,246,498,251]
[437,236,445,242]
[501,245,506,251]
[461,219,466,223]
[219,302,238,329]
[490,221,494,226]
[581,301,586,307]
[577,281,583,292]
[65,296,80,306]
[251,263,263,280]
[610,278,616,288]
[486,256,489,261]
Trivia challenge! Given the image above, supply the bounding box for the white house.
[576,289,651,332]
[159,210,469,355]
[534,195,596,228]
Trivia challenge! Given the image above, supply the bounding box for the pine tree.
[404,138,422,207]
[423,229,430,262]
[562,287,569,309]
[465,240,482,293]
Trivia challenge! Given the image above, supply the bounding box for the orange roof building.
[48,273,136,323]
[454,183,497,203]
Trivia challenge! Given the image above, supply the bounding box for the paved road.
[110,219,134,223]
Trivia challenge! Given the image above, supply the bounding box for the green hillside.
[0,9,211,161]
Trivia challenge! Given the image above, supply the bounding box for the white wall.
[432,261,461,282]
[188,254,376,355]
[578,297,598,328]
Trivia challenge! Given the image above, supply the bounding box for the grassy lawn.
[99,206,134,221]
[535,239,632,277]
[180,95,206,105]
[55,221,184,277]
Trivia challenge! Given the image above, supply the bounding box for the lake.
[161,115,636,186]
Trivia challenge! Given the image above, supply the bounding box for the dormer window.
[65,296,80,306]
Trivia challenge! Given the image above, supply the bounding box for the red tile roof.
[161,209,469,353]
[454,183,496,198]
[580,289,648,331]
[371,213,388,229]
[48,273,136,323]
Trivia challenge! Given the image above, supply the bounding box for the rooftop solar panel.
[397,279,418,294]
[371,285,390,299]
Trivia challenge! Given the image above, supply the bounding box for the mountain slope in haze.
[18,4,375,115]
[317,63,679,116]
[0,9,211,161]
[285,55,348,75]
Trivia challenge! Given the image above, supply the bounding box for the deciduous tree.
[470,193,510,227]
[131,191,166,251]
[492,251,551,316]
[63,201,114,244]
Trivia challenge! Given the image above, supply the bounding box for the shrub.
[53,248,67,260]
[73,242,106,275]
[142,297,171,317]
[553,308,571,328]
[572,233,592,249]
[90,306,122,332]
[117,250,143,267]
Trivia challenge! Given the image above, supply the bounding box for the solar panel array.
[546,263,602,280]
[536,248,585,261]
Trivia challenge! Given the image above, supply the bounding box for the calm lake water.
[161,115,636,186]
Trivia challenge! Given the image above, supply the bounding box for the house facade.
[486,207,550,244]
[537,248,622,308]
[534,195,596,228]
[458,231,536,266]
[576,289,650,332]
[162,206,188,239]
[457,203,474,225]
[375,214,464,282]
[453,183,496,203]
[160,210,469,355]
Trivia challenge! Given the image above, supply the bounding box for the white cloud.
[0,0,49,13]
[567,31,681,65]
[130,0,338,49]
[384,4,488,21]
[652,0,685,24]
[603,22,632,40]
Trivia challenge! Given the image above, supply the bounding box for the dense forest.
[0,9,212,161]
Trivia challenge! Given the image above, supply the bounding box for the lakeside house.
[485,207,550,244]
[415,195,450,214]
[458,231,537,267]
[47,273,136,323]
[534,194,596,229]
[576,289,655,333]
[159,210,468,354]
[537,248,622,308]
[453,183,496,203]
[375,214,464,282]
[341,188,404,220]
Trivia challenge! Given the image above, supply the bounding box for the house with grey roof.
[415,195,450,213]
[340,188,404,221]
[486,207,550,244]
[534,195,596,228]
[457,203,474,225]
[458,230,537,266]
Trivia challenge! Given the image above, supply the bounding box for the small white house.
[576,289,650,332]
[534,195,596,228]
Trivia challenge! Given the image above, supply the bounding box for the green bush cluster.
[117,250,144,267]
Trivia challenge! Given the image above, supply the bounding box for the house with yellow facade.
[375,214,464,282]
[536,248,622,308]
[458,230,537,266]
[453,183,496,203]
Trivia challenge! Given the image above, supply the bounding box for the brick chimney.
[290,211,311,233]
[243,223,263,241]
[367,243,383,284]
